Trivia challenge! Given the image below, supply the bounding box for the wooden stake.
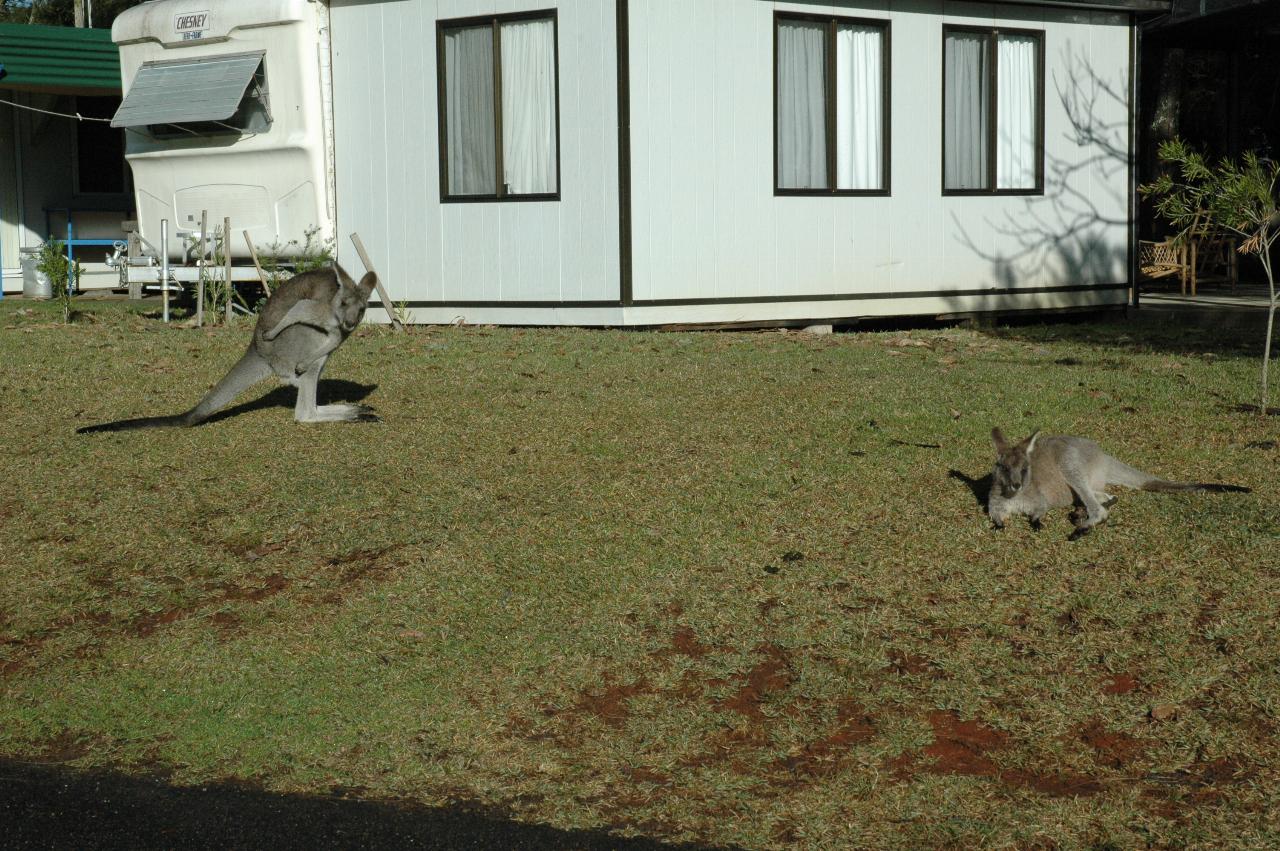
[196,210,207,327]
[349,232,404,331]
[243,231,270,296]
[224,216,233,323]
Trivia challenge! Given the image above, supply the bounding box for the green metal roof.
[0,22,120,95]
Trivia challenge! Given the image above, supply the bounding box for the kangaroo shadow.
[203,380,378,425]
[948,469,992,512]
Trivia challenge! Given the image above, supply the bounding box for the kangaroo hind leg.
[1065,478,1109,540]
[293,359,378,423]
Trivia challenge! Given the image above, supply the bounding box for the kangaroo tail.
[1104,457,1165,490]
[1105,456,1251,494]
[77,351,272,434]
[1140,479,1252,494]
[180,350,273,425]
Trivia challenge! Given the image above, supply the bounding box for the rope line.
[0,96,114,122]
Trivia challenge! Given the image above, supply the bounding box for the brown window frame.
[773,11,892,197]
[941,25,1045,196]
[436,9,562,204]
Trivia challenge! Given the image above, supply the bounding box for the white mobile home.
[112,0,1164,326]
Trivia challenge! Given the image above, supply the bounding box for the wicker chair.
[1186,228,1239,295]
[1139,238,1188,293]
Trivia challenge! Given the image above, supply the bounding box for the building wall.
[328,0,1130,323]
[627,0,1132,305]
[328,0,622,306]
[0,103,20,290]
[2,93,123,293]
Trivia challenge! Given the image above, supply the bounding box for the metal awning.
[110,50,264,128]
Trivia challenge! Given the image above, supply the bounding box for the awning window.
[111,51,270,134]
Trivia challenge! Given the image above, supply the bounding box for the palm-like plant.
[1141,138,1280,414]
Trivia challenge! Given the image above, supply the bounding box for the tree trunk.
[74,0,85,27]
[1260,239,1276,414]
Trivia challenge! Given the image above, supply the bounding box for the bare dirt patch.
[716,644,794,723]
[1142,756,1258,814]
[1100,673,1141,695]
[133,573,293,637]
[1075,720,1144,769]
[575,678,653,728]
[888,712,1106,798]
[769,699,876,779]
[651,626,719,661]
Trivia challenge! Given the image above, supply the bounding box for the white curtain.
[835,24,883,191]
[776,20,826,190]
[996,34,1037,190]
[444,25,495,196]
[501,19,558,194]
[944,31,988,190]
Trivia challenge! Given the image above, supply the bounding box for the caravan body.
[111,0,332,261]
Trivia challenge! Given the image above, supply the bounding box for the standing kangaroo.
[988,428,1250,539]
[77,264,380,433]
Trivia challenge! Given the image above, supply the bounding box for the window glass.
[996,34,1038,190]
[777,16,887,194]
[444,24,496,196]
[943,31,989,190]
[943,28,1041,193]
[76,96,126,194]
[777,19,827,190]
[440,13,559,200]
[500,18,557,194]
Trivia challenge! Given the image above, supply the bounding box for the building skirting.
[367,285,1129,327]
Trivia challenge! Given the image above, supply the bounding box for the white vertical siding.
[0,104,20,290]
[329,0,621,304]
[627,0,1132,303]
[329,0,1130,322]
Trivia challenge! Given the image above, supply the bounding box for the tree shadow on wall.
[946,46,1132,300]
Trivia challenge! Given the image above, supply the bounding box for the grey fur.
[77,264,380,433]
[987,428,1250,540]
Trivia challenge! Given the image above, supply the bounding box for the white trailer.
[113,0,1162,325]
[111,0,332,284]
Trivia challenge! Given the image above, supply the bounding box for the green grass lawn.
[1,298,1277,849]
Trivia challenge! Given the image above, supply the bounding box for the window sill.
[441,194,561,204]
[942,188,1045,197]
[775,189,891,197]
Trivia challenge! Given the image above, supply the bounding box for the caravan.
[111,0,332,277]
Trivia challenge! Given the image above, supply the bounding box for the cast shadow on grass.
[0,758,735,851]
[77,381,378,433]
[203,380,378,425]
[981,308,1272,361]
[948,469,993,512]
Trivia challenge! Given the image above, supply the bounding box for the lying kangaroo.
[988,428,1250,539]
[77,264,380,433]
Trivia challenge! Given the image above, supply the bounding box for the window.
[438,11,560,201]
[943,26,1043,194]
[110,52,271,139]
[76,96,127,194]
[775,13,889,195]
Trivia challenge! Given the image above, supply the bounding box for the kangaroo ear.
[991,427,1008,454]
[357,271,378,295]
[1025,430,1041,454]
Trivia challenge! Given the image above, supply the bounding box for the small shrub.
[262,226,337,292]
[35,239,74,323]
